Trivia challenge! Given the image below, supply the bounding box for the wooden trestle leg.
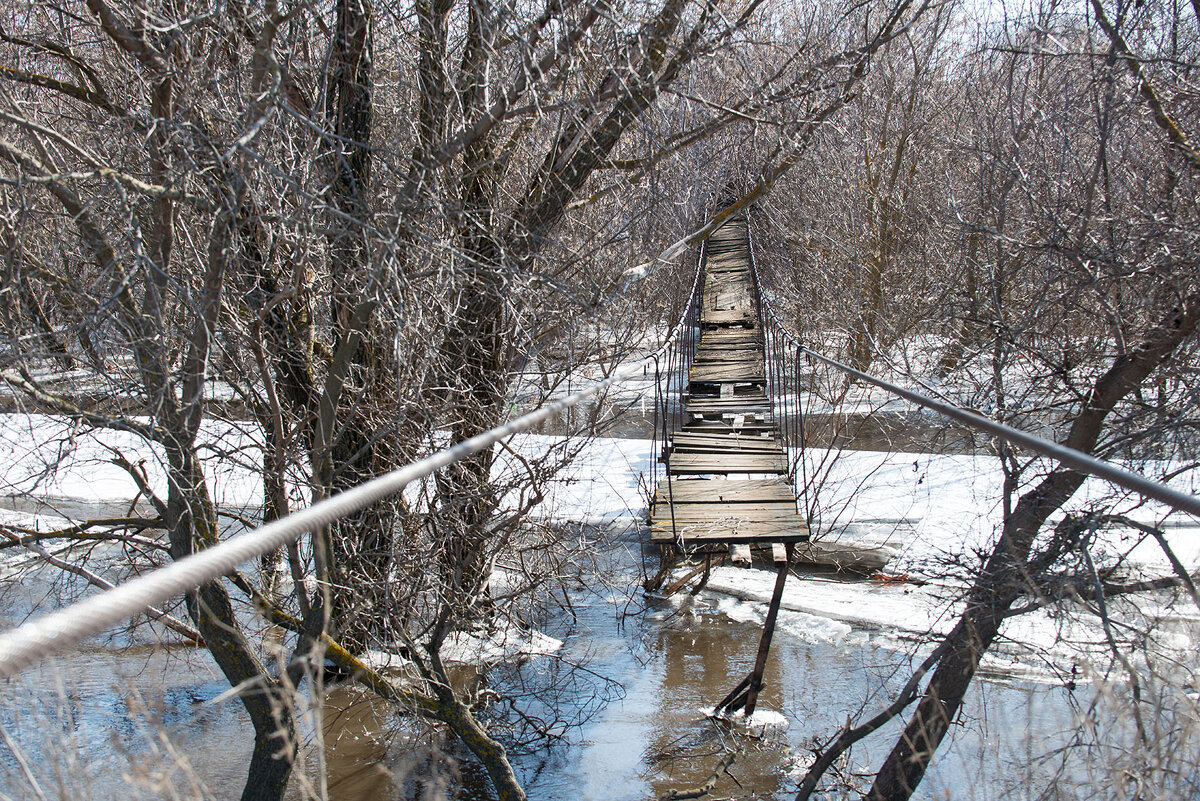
[714,543,792,717]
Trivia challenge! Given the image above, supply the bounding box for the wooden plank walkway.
[651,215,809,546]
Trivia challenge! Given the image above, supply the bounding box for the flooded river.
[1,536,1081,801]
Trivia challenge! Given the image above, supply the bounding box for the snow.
[438,625,563,665]
[502,433,652,526]
[360,626,563,670]
[708,705,790,732]
[0,407,1196,682]
[0,413,263,517]
[710,572,925,636]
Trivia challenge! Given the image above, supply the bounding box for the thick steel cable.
[798,347,1200,517]
[0,257,705,680]
[744,223,1200,520]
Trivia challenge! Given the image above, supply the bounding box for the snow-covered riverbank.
[1,414,1196,681]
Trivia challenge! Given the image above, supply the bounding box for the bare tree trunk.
[320,0,398,652]
[866,292,1200,800]
[165,447,297,801]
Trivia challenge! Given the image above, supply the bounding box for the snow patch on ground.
[361,626,563,671]
[502,434,651,525]
[706,567,953,637]
[439,625,563,665]
[0,413,263,517]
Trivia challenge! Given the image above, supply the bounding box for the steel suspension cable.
[745,223,1200,521]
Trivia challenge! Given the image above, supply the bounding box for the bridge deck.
[651,216,809,546]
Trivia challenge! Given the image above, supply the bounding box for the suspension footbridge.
[650,213,809,549]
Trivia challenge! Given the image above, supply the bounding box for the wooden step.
[649,518,809,544]
[689,362,765,383]
[683,395,772,415]
[681,419,775,435]
[668,452,787,474]
[702,309,756,327]
[653,478,794,504]
[671,432,781,451]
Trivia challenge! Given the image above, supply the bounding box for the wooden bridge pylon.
[649,213,809,719]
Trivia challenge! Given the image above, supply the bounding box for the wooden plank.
[649,520,809,544]
[683,391,770,403]
[730,543,752,565]
[681,419,773,432]
[702,309,756,327]
[691,355,764,366]
[772,543,787,563]
[670,443,782,456]
[689,367,765,384]
[653,478,793,504]
[683,398,772,415]
[654,499,799,515]
[652,506,802,522]
[670,446,782,458]
[694,341,763,351]
[693,354,763,364]
[668,452,787,474]
[701,328,760,339]
[671,432,780,448]
[690,361,763,371]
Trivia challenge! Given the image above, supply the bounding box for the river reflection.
[1,547,1079,801]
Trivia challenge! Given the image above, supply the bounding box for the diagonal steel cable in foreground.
[797,347,1200,518]
[744,228,1200,520]
[0,261,703,679]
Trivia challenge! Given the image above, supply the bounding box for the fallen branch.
[1,531,201,644]
[232,575,528,801]
[659,751,738,801]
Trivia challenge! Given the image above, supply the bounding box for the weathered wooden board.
[689,364,765,383]
[649,520,809,544]
[671,432,780,450]
[681,421,775,436]
[702,312,756,329]
[700,331,762,346]
[653,503,800,521]
[653,478,793,504]
[668,452,787,474]
[683,396,772,415]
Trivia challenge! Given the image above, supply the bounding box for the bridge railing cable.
[747,223,812,522]
[649,247,704,542]
[745,221,1200,523]
[0,249,705,680]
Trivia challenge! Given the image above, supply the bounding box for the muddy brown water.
[0,409,1067,799]
[0,540,1081,801]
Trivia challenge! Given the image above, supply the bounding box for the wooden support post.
[715,673,752,713]
[713,543,792,718]
[743,543,791,717]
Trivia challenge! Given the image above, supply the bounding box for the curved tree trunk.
[165,449,297,801]
[866,292,1200,800]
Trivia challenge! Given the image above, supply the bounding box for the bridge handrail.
[746,219,1200,521]
[0,240,705,679]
